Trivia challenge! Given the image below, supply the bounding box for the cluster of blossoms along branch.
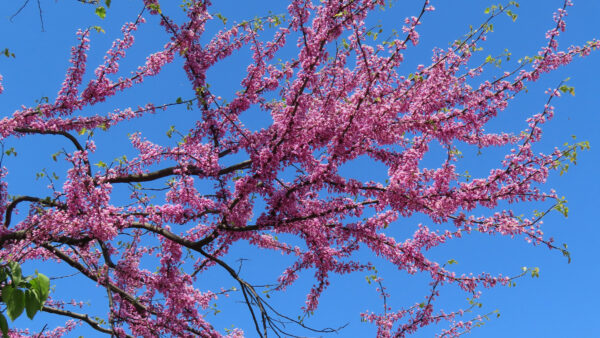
[0,0,597,336]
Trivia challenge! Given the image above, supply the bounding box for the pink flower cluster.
[0,0,596,336]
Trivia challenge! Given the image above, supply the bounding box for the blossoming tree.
[0,0,597,336]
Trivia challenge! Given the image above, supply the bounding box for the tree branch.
[14,128,91,176]
[0,229,91,249]
[106,160,251,184]
[14,128,85,152]
[42,306,134,338]
[4,195,63,228]
[197,247,268,338]
[41,243,148,314]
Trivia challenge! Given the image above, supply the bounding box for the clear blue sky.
[0,0,599,337]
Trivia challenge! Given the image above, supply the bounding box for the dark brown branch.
[42,306,134,338]
[107,160,251,184]
[128,222,217,249]
[10,0,31,22]
[98,239,116,268]
[0,229,91,249]
[43,241,209,336]
[0,230,27,247]
[129,222,196,247]
[14,128,91,176]
[124,222,271,335]
[218,149,232,157]
[197,247,268,338]
[14,128,85,152]
[36,0,44,32]
[222,199,379,232]
[42,244,148,314]
[4,195,63,228]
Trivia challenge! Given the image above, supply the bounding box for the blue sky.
[0,0,599,337]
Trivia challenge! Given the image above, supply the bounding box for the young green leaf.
[3,286,25,321]
[91,25,105,33]
[1,48,15,58]
[24,289,42,319]
[95,6,107,19]
[30,274,50,302]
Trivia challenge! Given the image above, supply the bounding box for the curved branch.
[14,128,91,176]
[128,222,218,249]
[197,247,268,338]
[43,241,211,336]
[43,242,210,336]
[0,230,91,249]
[98,239,116,268]
[41,243,148,314]
[222,199,379,232]
[14,128,85,152]
[124,222,271,336]
[128,222,197,247]
[107,159,251,184]
[42,306,135,338]
[4,195,63,228]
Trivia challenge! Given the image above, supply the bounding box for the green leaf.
[91,25,105,34]
[95,6,107,19]
[1,48,15,58]
[4,148,17,156]
[0,313,7,338]
[24,289,42,319]
[505,10,518,22]
[0,268,6,283]
[3,286,25,321]
[2,285,15,304]
[342,38,349,49]
[8,262,22,286]
[166,125,176,138]
[104,0,112,8]
[562,248,572,264]
[554,197,569,218]
[215,13,228,25]
[147,3,161,14]
[559,84,575,96]
[30,273,50,302]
